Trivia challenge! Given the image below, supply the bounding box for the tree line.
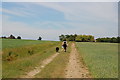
[96,37,120,43]
[1,35,21,39]
[59,34,120,43]
[1,34,42,40]
[59,34,95,42]
[1,34,119,43]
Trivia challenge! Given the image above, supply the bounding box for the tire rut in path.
[21,53,59,78]
[65,43,91,78]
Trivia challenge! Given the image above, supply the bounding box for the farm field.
[76,42,118,78]
[1,39,118,78]
[2,2,119,79]
[2,39,61,78]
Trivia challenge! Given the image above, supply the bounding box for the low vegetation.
[76,42,118,78]
[1,38,118,78]
[2,39,61,78]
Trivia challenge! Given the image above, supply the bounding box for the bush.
[5,51,18,61]
[28,50,34,55]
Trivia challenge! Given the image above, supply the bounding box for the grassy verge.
[35,42,71,78]
[2,40,61,78]
[75,42,118,78]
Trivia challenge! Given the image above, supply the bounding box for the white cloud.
[1,2,118,23]
[0,8,25,17]
[0,7,35,17]
[2,15,118,40]
[2,15,64,40]
[34,2,118,23]
[1,2,118,40]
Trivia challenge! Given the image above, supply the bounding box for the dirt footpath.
[21,53,59,78]
[65,43,91,78]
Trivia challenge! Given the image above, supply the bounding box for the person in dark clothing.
[62,42,67,52]
[56,47,59,52]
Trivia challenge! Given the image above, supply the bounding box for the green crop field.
[2,39,54,49]
[76,42,118,78]
[1,39,118,78]
[2,39,61,78]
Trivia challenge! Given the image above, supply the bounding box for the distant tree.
[96,38,101,42]
[59,34,94,42]
[75,35,82,42]
[68,35,75,41]
[9,34,15,39]
[75,35,94,42]
[65,35,70,41]
[74,34,77,41]
[1,36,7,39]
[38,37,42,40]
[59,35,66,41]
[110,37,117,43]
[59,34,78,41]
[117,36,120,43]
[17,36,21,39]
[89,35,95,42]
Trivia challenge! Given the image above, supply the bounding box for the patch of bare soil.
[21,53,59,78]
[65,43,91,78]
[0,51,2,54]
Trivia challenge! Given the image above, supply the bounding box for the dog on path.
[56,47,59,52]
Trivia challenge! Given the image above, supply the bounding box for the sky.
[1,1,118,41]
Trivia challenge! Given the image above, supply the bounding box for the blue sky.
[1,2,118,40]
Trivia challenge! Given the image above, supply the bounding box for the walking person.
[62,41,68,52]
